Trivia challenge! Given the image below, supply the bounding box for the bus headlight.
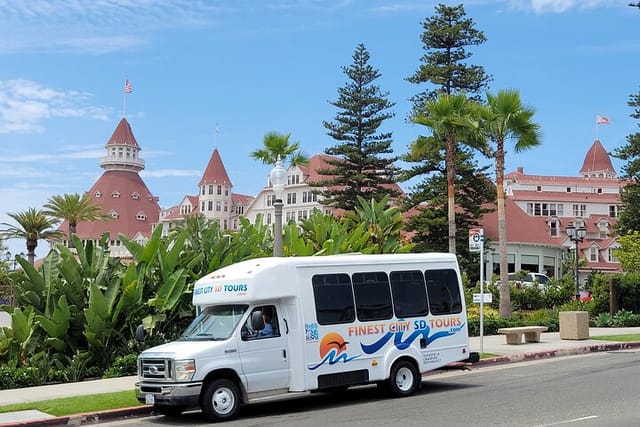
[174,359,196,381]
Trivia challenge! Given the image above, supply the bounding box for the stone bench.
[497,326,548,345]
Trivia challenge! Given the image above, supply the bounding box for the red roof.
[199,148,232,187]
[511,189,620,203]
[580,140,616,176]
[106,117,139,148]
[65,170,160,240]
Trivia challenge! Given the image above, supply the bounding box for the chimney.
[516,167,524,174]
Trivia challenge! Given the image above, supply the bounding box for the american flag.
[124,80,132,94]
[596,115,610,125]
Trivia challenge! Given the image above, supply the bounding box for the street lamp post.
[269,158,287,257]
[566,222,587,301]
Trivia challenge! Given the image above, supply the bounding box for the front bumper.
[136,380,203,407]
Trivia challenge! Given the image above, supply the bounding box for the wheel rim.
[212,386,235,415]
[395,366,414,392]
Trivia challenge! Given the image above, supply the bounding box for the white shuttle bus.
[136,253,478,422]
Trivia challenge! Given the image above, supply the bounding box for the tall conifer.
[314,43,399,211]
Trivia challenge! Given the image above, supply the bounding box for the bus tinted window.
[390,270,428,318]
[425,269,463,315]
[312,274,355,325]
[352,272,393,321]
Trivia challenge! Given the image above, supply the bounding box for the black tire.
[387,360,420,397]
[154,405,186,417]
[201,379,241,422]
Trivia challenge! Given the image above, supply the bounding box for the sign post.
[469,228,484,354]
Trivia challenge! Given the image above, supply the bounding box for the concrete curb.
[475,341,640,367]
[4,341,640,426]
[0,406,152,427]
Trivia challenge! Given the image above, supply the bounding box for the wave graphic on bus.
[309,332,359,370]
[360,323,465,354]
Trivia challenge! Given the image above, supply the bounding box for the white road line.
[536,415,599,426]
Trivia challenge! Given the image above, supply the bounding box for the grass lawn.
[591,333,640,342]
[0,390,142,417]
[480,353,500,359]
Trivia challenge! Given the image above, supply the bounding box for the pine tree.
[401,3,493,258]
[613,86,640,234]
[314,43,399,211]
[407,3,492,113]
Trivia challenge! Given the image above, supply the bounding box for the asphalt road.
[101,350,640,427]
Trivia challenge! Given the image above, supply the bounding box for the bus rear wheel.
[387,360,420,397]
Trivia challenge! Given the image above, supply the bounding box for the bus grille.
[139,358,172,380]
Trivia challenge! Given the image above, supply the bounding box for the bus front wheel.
[201,379,240,421]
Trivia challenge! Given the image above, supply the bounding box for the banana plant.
[35,295,71,353]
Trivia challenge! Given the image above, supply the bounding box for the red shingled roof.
[106,117,139,148]
[580,140,615,176]
[199,148,232,187]
[64,170,160,240]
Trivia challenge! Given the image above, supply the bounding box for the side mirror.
[135,324,145,342]
[250,310,265,331]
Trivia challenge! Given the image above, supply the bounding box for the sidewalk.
[1,327,639,426]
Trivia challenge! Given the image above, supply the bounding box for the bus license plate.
[145,394,155,405]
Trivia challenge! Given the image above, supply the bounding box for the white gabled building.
[156,147,254,235]
[479,139,624,286]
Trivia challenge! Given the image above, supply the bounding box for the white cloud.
[510,0,617,13]
[141,169,202,178]
[0,79,110,134]
[0,1,222,54]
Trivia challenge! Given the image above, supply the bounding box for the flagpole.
[595,115,598,140]
[123,79,127,117]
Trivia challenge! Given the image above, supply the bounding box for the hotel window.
[95,191,101,198]
[201,202,205,211]
[549,219,559,237]
[589,246,598,262]
[217,185,222,195]
[572,204,586,217]
[223,220,227,229]
[201,186,205,196]
[287,193,297,204]
[208,201,213,211]
[303,190,318,203]
[609,205,618,218]
[131,192,140,199]
[208,185,213,195]
[225,186,229,196]
[288,174,300,185]
[224,202,228,212]
[608,248,619,263]
[267,213,272,224]
[136,212,147,221]
[536,186,542,192]
[566,187,572,192]
[267,195,274,207]
[216,201,221,211]
[112,190,120,198]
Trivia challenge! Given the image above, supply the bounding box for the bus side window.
[425,269,462,315]
[389,270,428,318]
[312,274,355,325]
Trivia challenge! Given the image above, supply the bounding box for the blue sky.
[1,0,639,257]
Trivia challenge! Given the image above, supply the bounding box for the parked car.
[507,272,551,289]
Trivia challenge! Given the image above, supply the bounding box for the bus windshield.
[179,305,248,341]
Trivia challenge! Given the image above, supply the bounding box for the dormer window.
[549,218,559,237]
[136,211,147,221]
[95,190,102,198]
[112,190,120,198]
[598,219,609,238]
[131,191,140,200]
[108,209,119,219]
[536,186,542,192]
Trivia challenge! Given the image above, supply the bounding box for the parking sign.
[469,228,483,253]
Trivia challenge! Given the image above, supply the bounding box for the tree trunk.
[446,137,457,254]
[496,145,511,317]
[26,238,37,265]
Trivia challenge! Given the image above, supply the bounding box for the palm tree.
[43,193,110,247]
[1,208,63,265]
[481,89,541,317]
[250,131,309,167]
[411,93,485,253]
